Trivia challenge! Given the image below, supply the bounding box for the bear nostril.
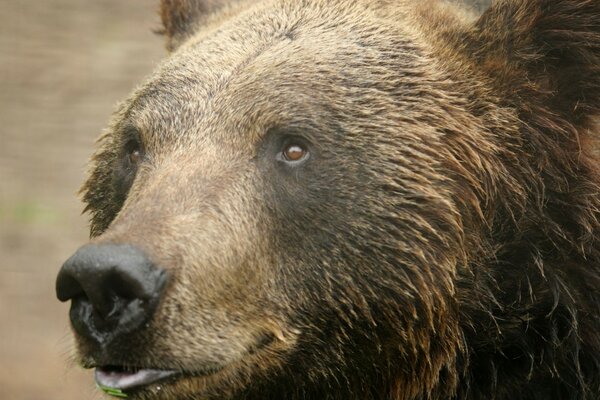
[55,271,85,303]
[56,243,169,343]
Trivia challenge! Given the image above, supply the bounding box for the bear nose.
[56,243,168,344]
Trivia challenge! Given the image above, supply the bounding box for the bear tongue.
[95,367,178,391]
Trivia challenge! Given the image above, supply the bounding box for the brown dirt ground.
[0,1,164,399]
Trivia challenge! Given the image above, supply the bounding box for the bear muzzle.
[56,242,294,395]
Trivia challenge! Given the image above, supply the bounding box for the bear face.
[57,1,600,399]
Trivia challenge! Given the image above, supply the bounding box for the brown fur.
[67,0,599,399]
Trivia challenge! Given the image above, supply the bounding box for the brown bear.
[56,0,600,399]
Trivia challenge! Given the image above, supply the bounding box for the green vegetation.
[0,200,60,224]
[97,384,128,398]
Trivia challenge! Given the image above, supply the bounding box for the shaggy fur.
[64,0,599,399]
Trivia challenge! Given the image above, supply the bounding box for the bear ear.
[159,0,229,51]
[470,0,600,124]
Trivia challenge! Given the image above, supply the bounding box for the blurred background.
[0,1,164,399]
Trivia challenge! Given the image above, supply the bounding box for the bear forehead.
[122,0,429,145]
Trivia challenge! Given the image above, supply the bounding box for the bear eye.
[280,143,309,164]
[124,139,143,166]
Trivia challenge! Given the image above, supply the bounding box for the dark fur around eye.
[111,127,144,209]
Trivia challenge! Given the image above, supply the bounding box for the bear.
[56,0,600,399]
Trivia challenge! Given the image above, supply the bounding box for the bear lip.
[95,366,179,391]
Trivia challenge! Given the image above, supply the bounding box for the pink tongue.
[95,367,177,390]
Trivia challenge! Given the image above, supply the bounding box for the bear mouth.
[91,331,287,395]
[95,365,181,392]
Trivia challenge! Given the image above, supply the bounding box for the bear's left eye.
[278,142,309,164]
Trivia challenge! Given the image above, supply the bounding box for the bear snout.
[56,243,169,346]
